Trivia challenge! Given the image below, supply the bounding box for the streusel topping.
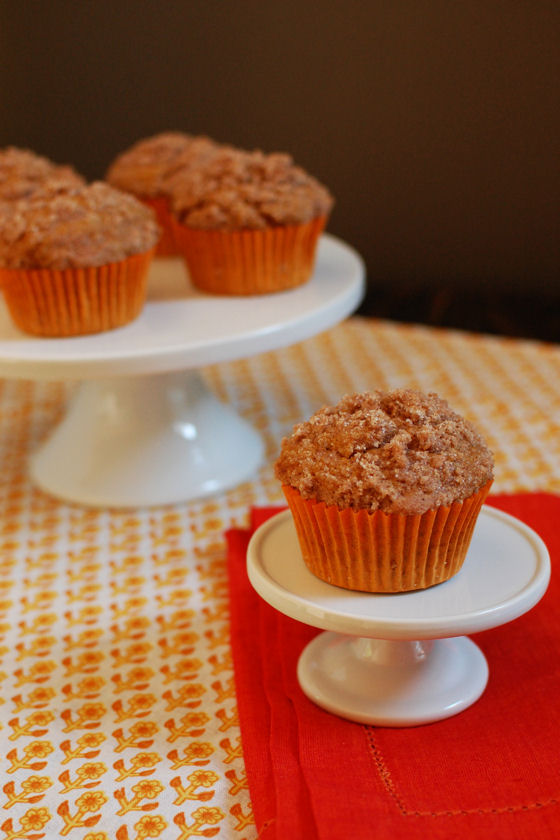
[168,147,334,230]
[0,146,84,201]
[0,182,160,269]
[275,389,494,515]
[105,132,220,197]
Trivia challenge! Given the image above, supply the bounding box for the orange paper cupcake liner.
[141,196,178,256]
[0,249,154,337]
[171,215,327,295]
[282,480,493,592]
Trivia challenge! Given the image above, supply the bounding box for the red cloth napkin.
[226,494,560,840]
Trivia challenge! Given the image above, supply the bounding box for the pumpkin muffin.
[275,389,494,592]
[168,146,334,294]
[105,131,220,254]
[0,182,160,336]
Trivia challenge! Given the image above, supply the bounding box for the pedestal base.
[30,370,263,508]
[298,632,488,726]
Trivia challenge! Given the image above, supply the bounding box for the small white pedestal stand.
[247,506,550,727]
[0,235,364,507]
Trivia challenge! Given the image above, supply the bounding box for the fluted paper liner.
[141,195,178,256]
[171,215,327,294]
[0,249,154,337]
[282,480,493,592]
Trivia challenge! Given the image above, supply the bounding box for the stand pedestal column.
[30,370,264,508]
[298,633,489,726]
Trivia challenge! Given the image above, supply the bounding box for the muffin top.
[0,181,160,269]
[168,146,334,230]
[274,389,494,515]
[105,131,220,198]
[0,146,84,201]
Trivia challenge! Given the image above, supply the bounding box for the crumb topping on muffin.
[0,146,84,201]
[0,182,160,269]
[275,389,494,515]
[105,132,220,197]
[168,147,334,230]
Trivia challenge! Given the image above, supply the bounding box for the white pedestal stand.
[247,506,550,727]
[0,235,364,507]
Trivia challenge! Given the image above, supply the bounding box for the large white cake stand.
[247,506,550,727]
[0,235,364,507]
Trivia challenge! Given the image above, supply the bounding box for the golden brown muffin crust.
[105,132,220,198]
[0,182,160,269]
[168,147,334,230]
[275,389,494,515]
[0,146,84,201]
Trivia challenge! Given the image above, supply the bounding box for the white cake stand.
[247,506,550,727]
[0,235,364,507]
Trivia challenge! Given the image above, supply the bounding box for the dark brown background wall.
[1,1,559,337]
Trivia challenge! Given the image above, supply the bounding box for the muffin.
[168,146,334,294]
[0,182,160,337]
[0,146,84,201]
[105,131,220,255]
[274,389,494,593]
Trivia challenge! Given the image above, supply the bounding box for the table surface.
[0,315,559,838]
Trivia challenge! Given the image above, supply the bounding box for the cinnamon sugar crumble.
[275,389,494,515]
[168,147,334,230]
[105,132,220,198]
[0,182,160,269]
[0,146,84,201]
